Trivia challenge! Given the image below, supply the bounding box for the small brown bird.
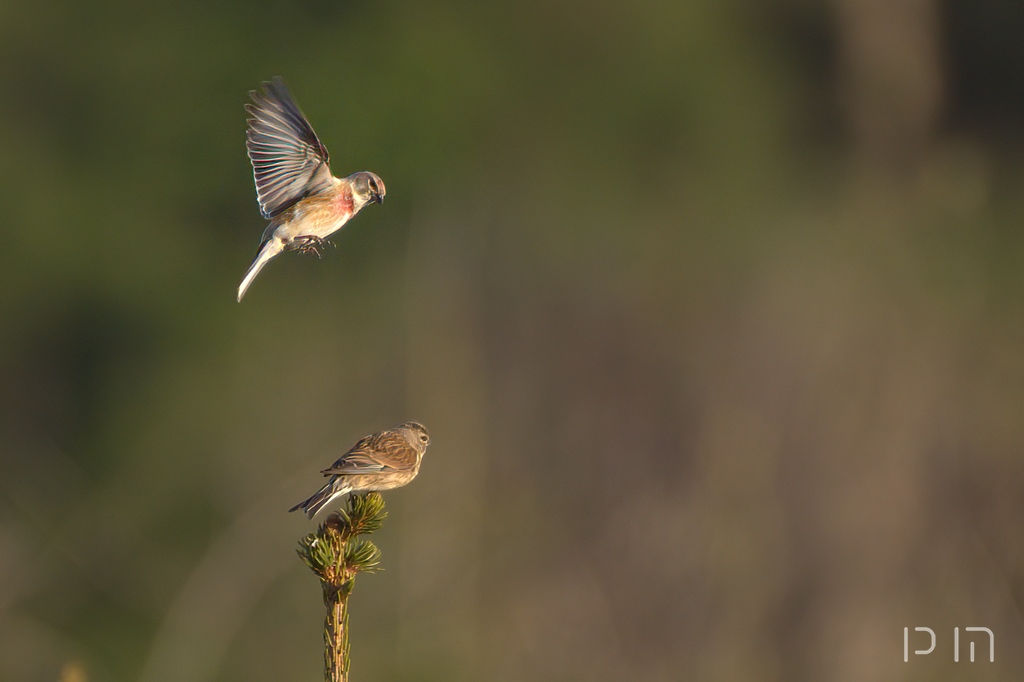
[290,422,430,519]
[237,77,386,301]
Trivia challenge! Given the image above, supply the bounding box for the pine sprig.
[331,491,388,538]
[344,538,382,573]
[296,492,388,682]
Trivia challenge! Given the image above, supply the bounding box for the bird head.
[349,171,386,209]
[399,421,430,453]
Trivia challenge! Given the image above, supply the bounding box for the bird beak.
[373,192,384,204]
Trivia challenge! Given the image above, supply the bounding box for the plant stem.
[324,581,351,682]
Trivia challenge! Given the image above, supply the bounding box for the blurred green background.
[2,0,1024,680]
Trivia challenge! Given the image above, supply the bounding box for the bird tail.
[237,238,284,302]
[289,477,351,520]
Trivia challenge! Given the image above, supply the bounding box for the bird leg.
[292,235,333,258]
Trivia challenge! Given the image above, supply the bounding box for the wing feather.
[321,432,418,476]
[246,78,334,219]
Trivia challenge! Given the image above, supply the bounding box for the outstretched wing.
[321,431,418,476]
[246,78,334,219]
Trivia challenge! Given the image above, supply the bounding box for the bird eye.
[419,434,429,443]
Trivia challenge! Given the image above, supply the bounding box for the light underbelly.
[276,214,351,242]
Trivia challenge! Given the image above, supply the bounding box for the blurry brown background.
[2,0,1024,680]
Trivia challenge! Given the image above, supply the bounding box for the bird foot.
[293,235,333,258]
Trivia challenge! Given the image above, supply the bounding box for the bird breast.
[280,189,354,239]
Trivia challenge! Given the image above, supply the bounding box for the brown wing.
[321,430,418,476]
[246,78,334,219]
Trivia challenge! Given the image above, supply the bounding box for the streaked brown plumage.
[290,422,430,519]
[237,77,386,301]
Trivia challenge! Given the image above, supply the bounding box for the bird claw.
[293,235,332,258]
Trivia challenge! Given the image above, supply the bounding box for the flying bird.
[237,77,386,301]
[290,422,430,520]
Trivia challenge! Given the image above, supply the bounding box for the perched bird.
[237,77,386,301]
[290,422,430,519]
